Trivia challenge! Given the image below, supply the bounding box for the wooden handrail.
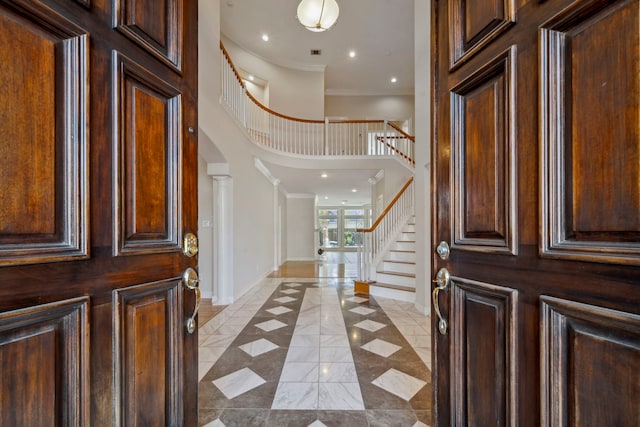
[221,42,417,129]
[221,42,325,123]
[221,41,416,166]
[388,122,415,142]
[220,42,246,88]
[376,136,415,166]
[357,177,414,232]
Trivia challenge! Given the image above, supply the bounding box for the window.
[317,207,368,250]
[343,209,365,247]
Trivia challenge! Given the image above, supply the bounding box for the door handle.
[432,268,450,335]
[183,267,201,334]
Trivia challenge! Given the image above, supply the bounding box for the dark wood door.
[0,0,198,424]
[432,0,640,425]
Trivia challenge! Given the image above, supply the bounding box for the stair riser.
[392,241,415,251]
[376,272,415,287]
[381,261,415,275]
[398,232,415,241]
[369,286,415,303]
[404,224,416,233]
[386,251,415,262]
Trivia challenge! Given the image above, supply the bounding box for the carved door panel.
[433,0,640,425]
[0,0,198,425]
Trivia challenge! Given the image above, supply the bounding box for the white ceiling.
[221,0,415,96]
[262,161,380,206]
[219,0,415,206]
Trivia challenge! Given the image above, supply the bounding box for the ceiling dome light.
[297,0,339,33]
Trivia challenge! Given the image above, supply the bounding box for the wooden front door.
[432,0,640,425]
[0,0,198,424]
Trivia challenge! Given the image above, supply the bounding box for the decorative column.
[209,163,234,306]
[273,178,281,271]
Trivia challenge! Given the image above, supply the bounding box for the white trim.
[222,34,327,73]
[285,257,316,262]
[207,162,230,176]
[210,175,234,306]
[254,157,280,185]
[232,269,276,302]
[286,193,315,199]
[325,89,415,96]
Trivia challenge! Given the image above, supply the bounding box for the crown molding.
[325,88,415,97]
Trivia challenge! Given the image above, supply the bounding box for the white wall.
[199,0,276,300]
[222,36,325,120]
[325,95,414,121]
[278,189,288,266]
[286,196,316,260]
[197,155,214,299]
[413,0,432,315]
[244,80,267,105]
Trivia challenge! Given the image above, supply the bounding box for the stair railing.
[357,177,414,282]
[220,42,415,167]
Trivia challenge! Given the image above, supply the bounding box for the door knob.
[432,268,450,335]
[182,267,201,334]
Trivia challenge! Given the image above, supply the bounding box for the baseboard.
[414,302,430,316]
[233,269,274,303]
[285,257,316,262]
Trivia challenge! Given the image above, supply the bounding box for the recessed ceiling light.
[321,172,328,178]
[248,75,255,81]
[390,77,397,83]
[351,189,357,192]
[349,50,356,58]
[324,196,329,200]
[341,201,346,205]
[261,34,269,42]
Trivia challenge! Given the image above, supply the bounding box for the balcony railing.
[220,43,415,167]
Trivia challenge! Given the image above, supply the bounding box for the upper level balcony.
[220,43,415,170]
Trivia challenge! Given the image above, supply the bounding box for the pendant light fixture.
[297,0,340,32]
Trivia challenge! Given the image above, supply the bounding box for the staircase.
[369,217,416,302]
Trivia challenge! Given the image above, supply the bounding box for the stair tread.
[388,249,415,253]
[395,240,416,243]
[383,260,415,265]
[370,282,416,292]
[377,270,416,278]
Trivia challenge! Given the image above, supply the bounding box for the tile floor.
[198,277,432,426]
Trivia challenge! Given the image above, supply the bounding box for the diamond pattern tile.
[285,282,303,287]
[202,419,226,427]
[308,421,327,427]
[349,306,376,315]
[266,306,293,315]
[353,319,387,332]
[361,338,402,358]
[274,296,297,303]
[280,289,300,294]
[344,296,369,304]
[372,368,426,401]
[254,319,287,332]
[212,368,266,399]
[238,338,279,357]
